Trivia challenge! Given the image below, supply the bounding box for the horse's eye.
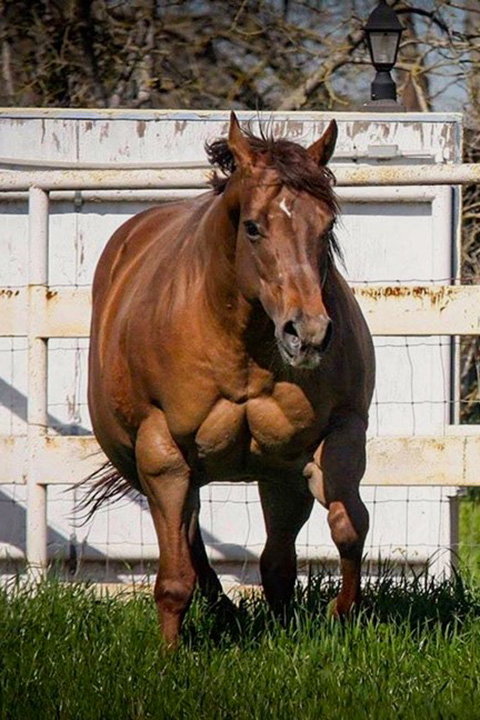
[243,220,262,241]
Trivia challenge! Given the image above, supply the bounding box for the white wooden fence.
[0,162,479,575]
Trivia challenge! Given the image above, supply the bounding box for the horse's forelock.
[205,132,338,215]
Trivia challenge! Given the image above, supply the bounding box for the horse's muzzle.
[277,315,333,369]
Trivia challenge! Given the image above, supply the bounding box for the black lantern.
[365,0,403,105]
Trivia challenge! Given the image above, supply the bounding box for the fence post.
[449,493,460,572]
[26,186,49,579]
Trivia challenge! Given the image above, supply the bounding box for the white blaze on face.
[279,197,292,218]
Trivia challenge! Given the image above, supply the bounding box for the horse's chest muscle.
[195,382,326,478]
[247,383,325,452]
[195,399,246,459]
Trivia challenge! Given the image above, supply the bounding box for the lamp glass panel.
[369,31,400,67]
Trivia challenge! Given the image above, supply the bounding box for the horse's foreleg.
[328,497,368,615]
[136,412,197,648]
[189,490,229,604]
[310,417,369,617]
[258,479,314,615]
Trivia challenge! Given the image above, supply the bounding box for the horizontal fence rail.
[1,163,480,572]
[0,163,479,191]
[1,285,480,337]
[0,433,479,487]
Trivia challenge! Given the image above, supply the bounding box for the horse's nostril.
[281,317,332,359]
[284,320,299,339]
[282,320,301,353]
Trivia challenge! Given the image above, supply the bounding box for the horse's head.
[223,112,339,370]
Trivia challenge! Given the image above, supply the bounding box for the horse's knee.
[328,499,368,558]
[155,577,195,617]
[261,542,295,576]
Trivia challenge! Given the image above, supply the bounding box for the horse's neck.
[190,185,250,332]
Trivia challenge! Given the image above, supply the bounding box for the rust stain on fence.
[286,120,304,138]
[353,285,457,308]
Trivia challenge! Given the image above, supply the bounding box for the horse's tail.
[74,460,141,525]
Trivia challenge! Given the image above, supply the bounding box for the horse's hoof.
[326,598,339,619]
[327,596,360,621]
[215,593,238,616]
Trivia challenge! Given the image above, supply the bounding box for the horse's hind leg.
[314,417,370,617]
[135,411,197,647]
[258,479,314,615]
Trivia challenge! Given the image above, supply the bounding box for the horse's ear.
[228,112,256,172]
[307,120,338,166]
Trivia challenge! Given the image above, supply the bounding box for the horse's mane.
[205,128,342,261]
[205,129,338,212]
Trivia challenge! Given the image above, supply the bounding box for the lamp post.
[364,0,404,110]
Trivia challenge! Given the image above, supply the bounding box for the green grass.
[460,494,480,578]
[1,572,480,719]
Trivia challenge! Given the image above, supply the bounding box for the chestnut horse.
[87,113,375,646]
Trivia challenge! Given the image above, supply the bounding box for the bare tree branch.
[278,25,365,111]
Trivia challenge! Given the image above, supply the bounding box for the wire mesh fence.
[0,109,478,589]
[0,288,473,587]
